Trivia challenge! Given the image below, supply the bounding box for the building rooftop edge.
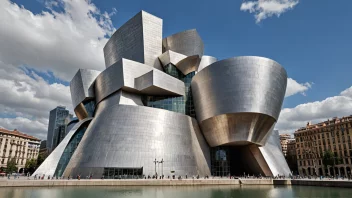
[0,128,41,141]
[294,115,352,134]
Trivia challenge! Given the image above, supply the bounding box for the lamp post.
[153,158,157,176]
[160,158,164,177]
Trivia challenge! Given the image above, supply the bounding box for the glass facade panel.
[143,64,196,117]
[211,147,231,177]
[103,167,143,179]
[54,124,89,177]
[83,100,96,117]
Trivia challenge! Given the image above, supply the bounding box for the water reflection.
[0,185,350,198]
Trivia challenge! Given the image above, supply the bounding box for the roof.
[0,128,40,141]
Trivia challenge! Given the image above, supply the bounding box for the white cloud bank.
[0,0,115,140]
[276,86,352,134]
[0,0,115,81]
[240,0,299,23]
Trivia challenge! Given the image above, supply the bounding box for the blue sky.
[1,0,352,139]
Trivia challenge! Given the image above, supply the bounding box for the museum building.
[33,11,290,179]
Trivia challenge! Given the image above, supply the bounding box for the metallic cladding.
[162,29,204,58]
[63,103,211,178]
[95,58,185,104]
[158,50,187,66]
[259,129,291,176]
[192,56,287,122]
[103,11,162,70]
[70,69,101,109]
[32,118,92,177]
[191,56,287,146]
[197,55,217,72]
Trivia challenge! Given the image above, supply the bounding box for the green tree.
[6,158,17,174]
[322,150,334,168]
[36,152,48,168]
[25,159,37,174]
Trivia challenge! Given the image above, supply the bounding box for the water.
[0,185,351,198]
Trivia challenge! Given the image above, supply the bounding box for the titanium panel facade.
[39,11,291,178]
[70,69,100,120]
[197,55,217,72]
[162,29,204,58]
[258,129,291,176]
[95,58,185,104]
[63,103,211,178]
[191,56,287,146]
[103,11,162,70]
[33,118,92,177]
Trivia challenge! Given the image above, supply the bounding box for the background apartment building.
[0,128,40,172]
[294,116,352,177]
[280,133,291,156]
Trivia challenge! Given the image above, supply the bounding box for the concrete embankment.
[291,179,352,188]
[1,179,352,188]
[0,179,240,187]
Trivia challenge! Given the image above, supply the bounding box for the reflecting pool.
[0,185,351,198]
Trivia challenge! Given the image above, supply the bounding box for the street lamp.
[160,158,164,177]
[153,158,157,176]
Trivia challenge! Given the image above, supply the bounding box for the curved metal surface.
[158,50,187,66]
[197,55,217,72]
[103,11,162,70]
[258,129,291,176]
[201,113,276,147]
[63,100,211,178]
[32,118,92,177]
[191,56,287,146]
[175,55,200,75]
[162,29,204,57]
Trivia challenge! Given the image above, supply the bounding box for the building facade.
[47,106,71,152]
[0,128,40,171]
[34,11,290,179]
[295,116,352,176]
[280,133,292,156]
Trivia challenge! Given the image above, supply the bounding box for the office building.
[47,106,70,152]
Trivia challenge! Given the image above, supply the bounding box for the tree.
[25,159,37,174]
[36,152,48,168]
[6,158,17,174]
[322,150,342,176]
[322,150,335,168]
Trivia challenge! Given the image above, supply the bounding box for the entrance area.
[211,145,270,177]
[103,167,143,179]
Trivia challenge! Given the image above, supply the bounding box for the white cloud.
[0,61,71,139]
[276,86,352,134]
[0,0,115,139]
[240,0,299,23]
[0,117,48,140]
[0,0,115,81]
[285,78,312,97]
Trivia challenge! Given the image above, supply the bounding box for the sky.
[0,0,352,140]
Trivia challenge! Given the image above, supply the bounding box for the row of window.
[298,157,352,167]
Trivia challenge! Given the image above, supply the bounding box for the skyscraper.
[47,106,70,152]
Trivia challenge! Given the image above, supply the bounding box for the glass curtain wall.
[211,147,231,177]
[54,123,90,177]
[103,167,143,179]
[143,63,196,117]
